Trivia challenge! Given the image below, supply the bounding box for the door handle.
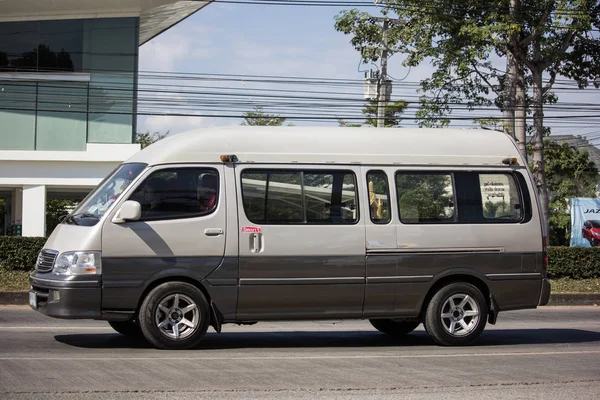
[250,233,263,253]
[204,228,223,237]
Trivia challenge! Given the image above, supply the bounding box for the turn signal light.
[220,154,238,163]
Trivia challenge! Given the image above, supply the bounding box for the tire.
[369,319,420,336]
[424,282,488,346]
[108,320,143,337]
[139,281,211,350]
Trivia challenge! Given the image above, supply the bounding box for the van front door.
[235,165,366,320]
[101,164,227,311]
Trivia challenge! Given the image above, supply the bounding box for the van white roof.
[126,126,524,167]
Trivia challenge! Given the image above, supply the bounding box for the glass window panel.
[241,172,268,223]
[0,21,39,72]
[480,174,523,222]
[38,19,83,72]
[0,81,36,149]
[265,172,303,223]
[241,170,358,225]
[128,168,219,220]
[367,171,391,224]
[396,173,455,224]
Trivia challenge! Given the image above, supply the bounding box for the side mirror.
[113,200,142,223]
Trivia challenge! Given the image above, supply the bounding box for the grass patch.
[0,266,30,291]
[551,278,600,293]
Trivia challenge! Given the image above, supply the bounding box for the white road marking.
[0,350,599,361]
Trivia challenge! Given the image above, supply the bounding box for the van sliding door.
[234,165,366,320]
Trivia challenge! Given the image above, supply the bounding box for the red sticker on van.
[242,226,262,233]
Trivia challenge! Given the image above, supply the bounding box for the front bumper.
[538,278,551,306]
[29,273,102,319]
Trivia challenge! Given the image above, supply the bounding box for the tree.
[46,199,76,236]
[528,138,599,246]
[363,99,408,127]
[337,118,362,127]
[334,1,600,231]
[337,99,408,127]
[241,106,292,126]
[136,131,168,149]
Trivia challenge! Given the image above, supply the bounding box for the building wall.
[0,17,139,151]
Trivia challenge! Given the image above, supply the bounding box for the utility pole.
[515,65,527,160]
[509,0,527,161]
[377,18,389,128]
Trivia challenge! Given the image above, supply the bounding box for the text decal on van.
[242,226,262,233]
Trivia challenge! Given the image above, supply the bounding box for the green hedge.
[0,236,47,271]
[1,237,599,279]
[547,246,600,279]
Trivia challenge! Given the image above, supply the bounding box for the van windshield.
[63,163,147,226]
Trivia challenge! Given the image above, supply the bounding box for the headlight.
[594,232,600,237]
[52,252,102,276]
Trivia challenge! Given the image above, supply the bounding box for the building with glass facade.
[0,0,210,237]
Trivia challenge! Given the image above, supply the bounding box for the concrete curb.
[0,291,29,305]
[546,293,600,306]
[1,291,599,307]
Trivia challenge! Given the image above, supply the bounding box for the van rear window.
[395,171,526,224]
[241,169,359,225]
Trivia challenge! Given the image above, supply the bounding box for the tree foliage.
[45,199,77,236]
[528,138,599,246]
[241,106,291,126]
[338,99,408,127]
[136,131,168,149]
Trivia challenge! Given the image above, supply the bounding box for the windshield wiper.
[62,212,99,226]
[62,214,77,225]
[72,212,100,220]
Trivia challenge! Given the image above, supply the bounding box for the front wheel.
[139,282,211,350]
[424,282,488,346]
[369,319,420,336]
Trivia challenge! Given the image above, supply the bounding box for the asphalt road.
[1,305,599,399]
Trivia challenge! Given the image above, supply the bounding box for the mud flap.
[209,301,223,333]
[488,293,499,325]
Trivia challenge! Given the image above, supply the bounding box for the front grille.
[36,250,58,273]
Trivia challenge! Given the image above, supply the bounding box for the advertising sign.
[570,197,600,247]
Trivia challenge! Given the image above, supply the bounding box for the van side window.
[396,173,455,224]
[241,169,359,225]
[453,172,523,223]
[128,168,219,220]
[366,171,391,224]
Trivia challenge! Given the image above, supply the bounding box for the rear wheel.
[108,320,142,337]
[369,319,420,336]
[139,282,210,350]
[424,282,488,346]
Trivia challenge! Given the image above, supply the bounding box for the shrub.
[0,236,46,271]
[548,246,600,279]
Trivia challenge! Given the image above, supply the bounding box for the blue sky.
[137,2,600,142]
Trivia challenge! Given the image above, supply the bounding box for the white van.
[29,126,551,349]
